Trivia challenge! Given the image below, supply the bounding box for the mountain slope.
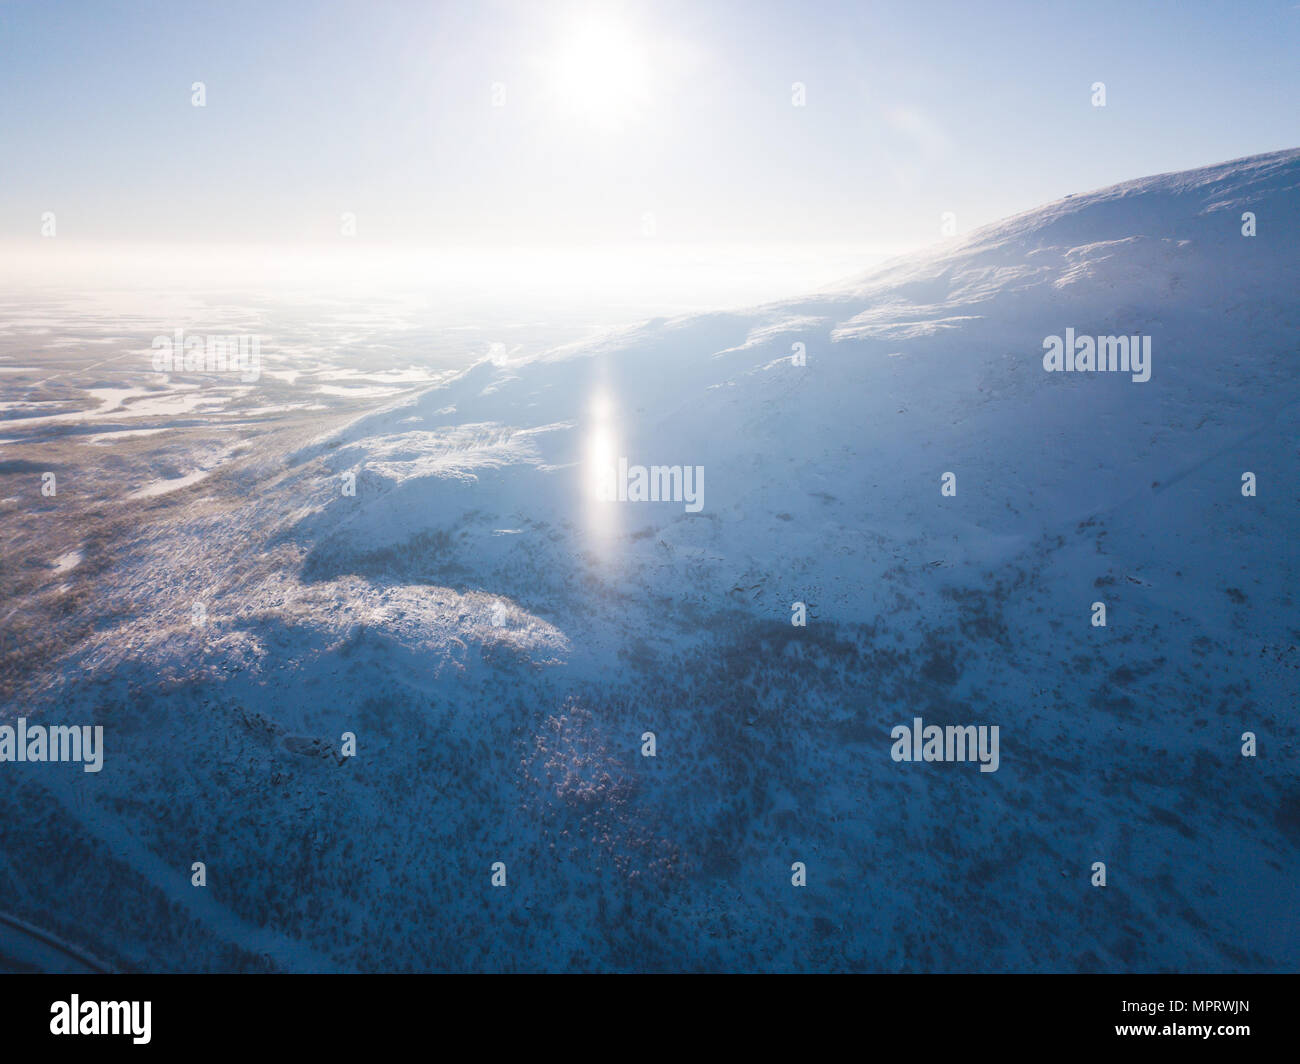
[5,149,1298,972]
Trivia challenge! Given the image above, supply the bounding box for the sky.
[0,0,1297,286]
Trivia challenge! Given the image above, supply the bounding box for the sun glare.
[550,16,652,131]
[584,387,622,542]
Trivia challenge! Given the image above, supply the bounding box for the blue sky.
[1,0,1298,248]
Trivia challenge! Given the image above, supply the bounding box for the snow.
[126,470,212,500]
[51,550,83,574]
[3,148,1298,973]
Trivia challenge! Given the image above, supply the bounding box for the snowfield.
[1,148,1297,972]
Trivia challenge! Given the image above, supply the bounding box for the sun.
[549,15,652,132]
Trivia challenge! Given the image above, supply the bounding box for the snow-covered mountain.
[3,149,1298,972]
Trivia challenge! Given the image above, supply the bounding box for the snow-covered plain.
[1,149,1297,972]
